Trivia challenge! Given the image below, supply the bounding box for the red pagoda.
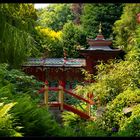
[22,23,124,87]
[79,23,124,74]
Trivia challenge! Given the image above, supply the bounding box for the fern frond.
[0,102,17,118]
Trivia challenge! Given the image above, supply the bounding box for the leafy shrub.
[35,26,63,58]
[95,88,140,136]
[75,57,140,136]
[61,21,87,58]
[62,110,89,136]
[0,102,22,137]
[4,69,44,97]
[10,94,62,136]
[117,104,140,136]
[62,111,83,127]
[62,110,108,136]
[0,84,14,100]
[0,63,71,136]
[76,60,140,106]
[95,60,140,105]
[82,121,108,136]
[0,63,44,102]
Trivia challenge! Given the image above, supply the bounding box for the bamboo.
[44,85,48,107]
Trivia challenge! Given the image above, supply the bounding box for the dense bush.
[0,4,39,68]
[0,63,74,136]
[117,104,140,136]
[36,4,74,31]
[74,57,140,136]
[10,94,62,136]
[76,59,140,106]
[0,102,22,137]
[35,26,63,58]
[0,63,43,100]
[81,3,123,39]
[113,4,140,51]
[95,88,140,135]
[61,22,87,58]
[62,111,88,136]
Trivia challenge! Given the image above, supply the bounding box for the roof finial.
[99,22,102,34]
[63,48,67,65]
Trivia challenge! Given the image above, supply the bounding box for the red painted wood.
[22,66,85,83]
[63,103,90,119]
[38,83,94,119]
[64,89,92,104]
[48,101,60,107]
[48,102,90,119]
[48,87,60,91]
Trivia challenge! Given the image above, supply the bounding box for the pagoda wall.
[84,51,122,74]
[22,66,85,87]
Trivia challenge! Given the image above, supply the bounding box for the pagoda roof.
[87,46,115,51]
[86,23,113,48]
[87,38,112,46]
[79,48,123,56]
[22,58,86,67]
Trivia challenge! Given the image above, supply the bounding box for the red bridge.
[38,81,96,120]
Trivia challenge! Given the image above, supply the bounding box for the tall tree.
[113,4,140,52]
[70,3,83,25]
[0,4,39,68]
[61,21,87,58]
[35,26,63,58]
[81,3,124,39]
[36,4,74,31]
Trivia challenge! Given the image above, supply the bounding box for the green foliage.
[0,63,76,136]
[81,68,94,82]
[58,126,76,136]
[0,84,14,100]
[62,111,88,136]
[0,102,22,137]
[61,22,87,57]
[62,111,82,127]
[0,63,43,101]
[0,22,35,68]
[81,3,123,39]
[113,4,140,52]
[76,58,140,136]
[0,64,56,136]
[36,4,74,31]
[117,104,140,136]
[97,88,140,134]
[0,4,37,33]
[0,4,39,68]
[35,26,63,57]
[35,21,87,58]
[62,111,107,136]
[77,60,140,105]
[3,68,44,100]
[81,121,108,136]
[11,94,62,136]
[125,25,140,61]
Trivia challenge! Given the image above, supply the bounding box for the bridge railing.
[39,81,95,117]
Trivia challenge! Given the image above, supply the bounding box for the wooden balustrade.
[44,85,48,107]
[58,85,64,111]
[40,81,95,119]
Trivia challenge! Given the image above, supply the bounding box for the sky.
[34,3,50,9]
